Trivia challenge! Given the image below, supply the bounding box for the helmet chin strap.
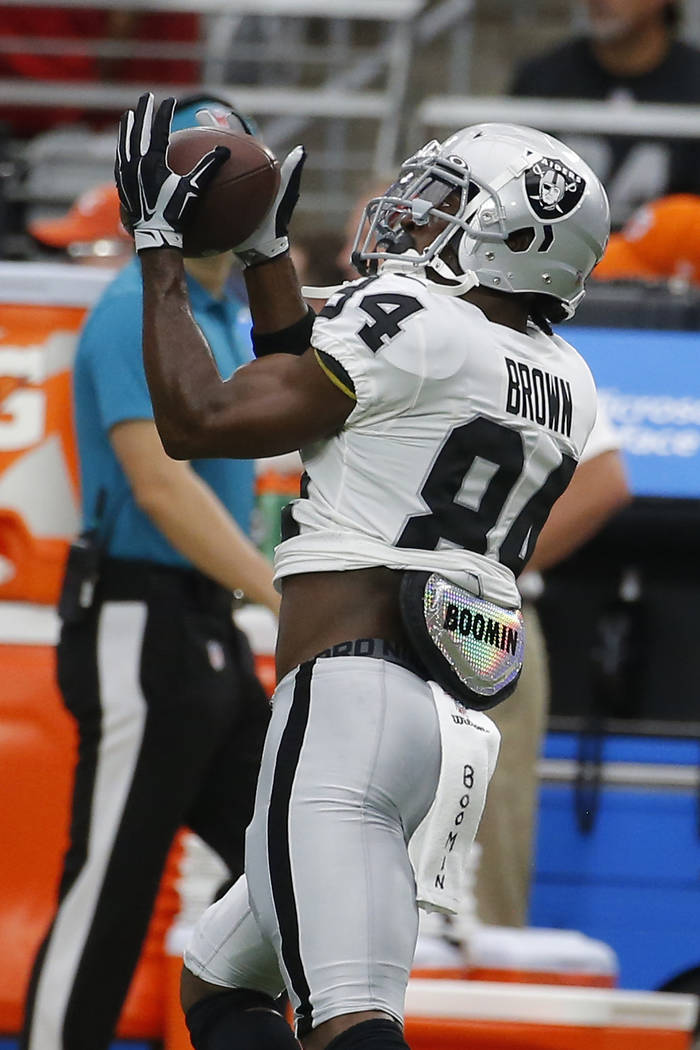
[301,282,347,298]
[377,252,479,295]
[302,252,480,302]
[424,256,480,296]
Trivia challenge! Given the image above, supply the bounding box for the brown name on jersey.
[504,357,572,437]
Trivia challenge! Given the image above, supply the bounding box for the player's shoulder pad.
[314,270,432,356]
[311,271,440,418]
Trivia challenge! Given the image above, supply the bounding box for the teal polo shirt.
[73,258,255,565]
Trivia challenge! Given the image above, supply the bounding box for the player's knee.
[324,1018,410,1050]
[185,987,298,1050]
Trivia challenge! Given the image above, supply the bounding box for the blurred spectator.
[475,411,631,927]
[28,183,133,267]
[292,229,346,289]
[0,6,200,136]
[511,1,700,226]
[593,192,700,283]
[291,229,347,313]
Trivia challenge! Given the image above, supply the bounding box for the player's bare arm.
[118,93,353,459]
[140,249,353,460]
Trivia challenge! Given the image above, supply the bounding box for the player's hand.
[232,145,307,268]
[115,92,230,252]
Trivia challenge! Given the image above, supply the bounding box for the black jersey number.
[396,417,577,574]
[319,281,423,351]
[319,278,375,320]
[356,293,424,351]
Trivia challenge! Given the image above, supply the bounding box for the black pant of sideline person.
[21,557,271,1050]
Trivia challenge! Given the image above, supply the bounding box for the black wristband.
[251,306,315,358]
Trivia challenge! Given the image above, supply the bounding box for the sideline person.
[21,95,278,1050]
[475,407,630,927]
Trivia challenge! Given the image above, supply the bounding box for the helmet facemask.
[351,142,511,294]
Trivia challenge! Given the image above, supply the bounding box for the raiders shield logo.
[525,157,586,221]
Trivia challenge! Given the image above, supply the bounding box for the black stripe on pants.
[267,659,315,1034]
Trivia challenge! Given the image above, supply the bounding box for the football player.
[116,93,610,1050]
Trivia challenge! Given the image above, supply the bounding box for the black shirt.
[511,38,700,226]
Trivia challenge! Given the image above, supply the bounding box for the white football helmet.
[351,123,611,317]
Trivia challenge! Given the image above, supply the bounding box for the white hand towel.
[408,682,501,915]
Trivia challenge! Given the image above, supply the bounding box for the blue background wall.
[531,733,700,990]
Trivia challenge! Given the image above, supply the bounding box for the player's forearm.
[139,466,280,614]
[140,248,226,456]
[243,255,309,334]
[140,250,317,460]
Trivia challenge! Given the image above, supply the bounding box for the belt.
[315,637,424,677]
[96,557,233,615]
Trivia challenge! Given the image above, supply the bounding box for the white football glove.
[232,145,307,268]
[115,92,230,252]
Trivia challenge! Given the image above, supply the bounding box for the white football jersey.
[274,270,598,608]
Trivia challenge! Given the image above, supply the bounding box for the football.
[121,126,280,257]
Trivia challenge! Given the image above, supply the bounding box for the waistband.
[314,637,424,676]
[96,557,233,614]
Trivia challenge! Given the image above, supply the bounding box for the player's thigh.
[184,874,284,999]
[246,657,441,1034]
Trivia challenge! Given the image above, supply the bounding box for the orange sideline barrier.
[0,632,184,1040]
[0,641,73,1033]
[412,967,613,987]
[405,1016,692,1050]
[466,967,615,988]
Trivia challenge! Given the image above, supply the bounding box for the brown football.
[121,126,280,258]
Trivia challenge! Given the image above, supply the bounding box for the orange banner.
[0,304,83,603]
[0,262,112,605]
